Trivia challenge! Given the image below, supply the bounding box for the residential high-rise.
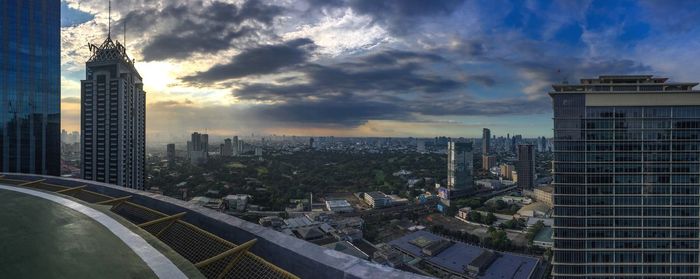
[482,128,490,155]
[81,34,145,189]
[551,75,700,277]
[516,144,535,189]
[233,136,240,156]
[447,140,473,192]
[0,0,61,175]
[188,132,208,165]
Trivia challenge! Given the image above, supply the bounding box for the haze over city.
[59,0,700,141]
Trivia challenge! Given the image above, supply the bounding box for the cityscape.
[3,1,700,279]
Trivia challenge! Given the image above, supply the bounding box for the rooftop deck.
[0,173,428,279]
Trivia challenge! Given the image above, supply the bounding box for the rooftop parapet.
[0,173,429,279]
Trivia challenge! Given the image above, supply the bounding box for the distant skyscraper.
[447,140,473,192]
[309,137,315,149]
[550,75,700,277]
[188,132,208,165]
[221,138,233,157]
[166,143,175,162]
[232,136,240,156]
[416,140,426,153]
[482,128,490,155]
[0,0,61,175]
[516,144,534,189]
[81,32,145,188]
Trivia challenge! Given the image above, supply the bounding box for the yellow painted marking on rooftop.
[18,179,45,187]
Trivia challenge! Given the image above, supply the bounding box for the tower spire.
[108,0,111,39]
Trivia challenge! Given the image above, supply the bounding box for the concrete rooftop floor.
[0,187,203,279]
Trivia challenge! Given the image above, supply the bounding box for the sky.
[59,0,700,142]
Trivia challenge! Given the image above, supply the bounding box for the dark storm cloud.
[308,0,467,34]
[115,0,283,61]
[254,95,409,127]
[233,50,465,101]
[182,39,316,83]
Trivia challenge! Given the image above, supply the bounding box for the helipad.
[0,185,203,279]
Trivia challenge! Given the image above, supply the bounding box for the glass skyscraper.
[0,0,61,175]
[551,75,700,278]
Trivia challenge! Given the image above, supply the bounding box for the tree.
[484,212,497,225]
[468,211,482,223]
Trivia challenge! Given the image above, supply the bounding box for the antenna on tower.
[123,17,126,47]
[107,0,111,39]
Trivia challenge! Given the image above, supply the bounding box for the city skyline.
[58,0,700,141]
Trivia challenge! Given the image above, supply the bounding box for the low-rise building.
[501,195,532,205]
[533,185,553,207]
[388,195,409,206]
[325,199,354,213]
[517,202,550,218]
[457,207,472,220]
[389,230,541,279]
[222,194,251,212]
[532,226,553,249]
[475,179,516,190]
[364,191,391,208]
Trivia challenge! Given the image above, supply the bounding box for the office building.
[482,128,490,155]
[81,33,145,189]
[551,75,700,277]
[188,132,208,165]
[309,137,315,149]
[482,155,496,171]
[447,141,474,192]
[0,0,61,175]
[516,144,535,189]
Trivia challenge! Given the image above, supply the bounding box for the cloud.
[308,0,467,34]
[61,97,81,104]
[181,38,316,83]
[233,50,463,102]
[116,0,284,61]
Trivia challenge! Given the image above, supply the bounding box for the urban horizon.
[6,1,700,279]
[58,0,700,141]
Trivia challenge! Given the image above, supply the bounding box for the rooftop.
[551,74,699,93]
[389,230,540,279]
[0,173,428,279]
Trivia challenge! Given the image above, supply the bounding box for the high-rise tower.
[81,33,145,189]
[551,75,700,277]
[447,140,474,192]
[516,144,535,189]
[482,128,491,154]
[0,0,61,175]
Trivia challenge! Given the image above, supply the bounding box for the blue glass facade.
[551,76,700,278]
[0,0,60,175]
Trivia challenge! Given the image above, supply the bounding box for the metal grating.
[67,189,113,204]
[157,221,233,264]
[5,176,300,279]
[112,201,168,224]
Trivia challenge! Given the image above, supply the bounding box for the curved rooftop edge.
[1,173,430,279]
